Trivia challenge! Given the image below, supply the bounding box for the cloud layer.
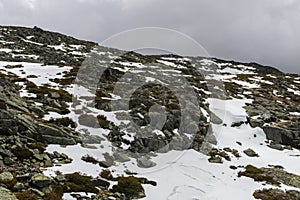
[0,0,299,73]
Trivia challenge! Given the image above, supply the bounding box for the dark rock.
[263,126,299,149]
[39,124,65,137]
[3,157,14,165]
[268,143,284,151]
[0,101,7,110]
[231,121,245,127]
[208,156,223,164]
[30,174,51,188]
[78,114,99,128]
[42,135,76,145]
[91,178,110,188]
[48,91,60,99]
[243,148,259,157]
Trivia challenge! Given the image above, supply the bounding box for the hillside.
[0,25,299,200]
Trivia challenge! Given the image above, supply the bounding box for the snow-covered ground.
[1,51,299,200]
[43,97,300,200]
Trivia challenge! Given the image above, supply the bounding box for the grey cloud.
[0,0,299,73]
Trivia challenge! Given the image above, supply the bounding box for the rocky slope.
[0,25,299,200]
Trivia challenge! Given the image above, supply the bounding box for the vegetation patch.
[63,172,98,194]
[0,101,7,110]
[97,115,112,129]
[50,77,74,86]
[44,184,64,200]
[224,82,243,97]
[238,165,280,186]
[100,169,114,180]
[112,176,145,199]
[15,190,39,200]
[48,117,76,128]
[25,81,72,102]
[11,145,33,160]
[253,188,300,200]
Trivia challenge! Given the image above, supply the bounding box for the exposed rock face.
[0,25,299,200]
[0,25,96,66]
[0,187,18,200]
[0,78,80,145]
[263,126,299,149]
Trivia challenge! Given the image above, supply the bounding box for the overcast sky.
[0,0,299,74]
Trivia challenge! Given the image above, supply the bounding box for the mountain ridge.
[0,25,299,200]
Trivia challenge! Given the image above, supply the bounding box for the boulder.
[268,143,284,151]
[263,126,298,148]
[80,134,104,144]
[113,151,130,162]
[39,124,65,137]
[243,148,259,157]
[42,135,76,145]
[78,114,100,128]
[137,156,156,168]
[30,174,51,188]
[0,187,17,200]
[0,172,14,182]
[208,156,223,164]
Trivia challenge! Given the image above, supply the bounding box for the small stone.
[208,156,223,164]
[54,174,66,182]
[236,141,242,146]
[48,92,60,99]
[223,147,232,152]
[268,143,284,151]
[30,188,45,197]
[137,157,156,168]
[33,153,44,161]
[231,121,244,127]
[243,148,259,157]
[53,151,60,158]
[113,152,130,162]
[64,158,72,164]
[44,160,52,167]
[60,153,68,159]
[230,165,238,170]
[13,183,25,191]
